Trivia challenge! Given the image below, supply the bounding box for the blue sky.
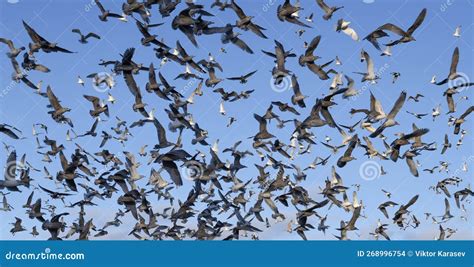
[0,0,473,240]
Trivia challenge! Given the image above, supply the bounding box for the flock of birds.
[0,0,473,241]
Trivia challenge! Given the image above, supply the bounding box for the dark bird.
[72,29,101,44]
[0,124,21,139]
[337,134,358,167]
[393,195,419,227]
[23,20,74,54]
[378,201,398,218]
[230,0,267,38]
[316,0,344,20]
[95,0,124,22]
[277,0,311,28]
[290,74,306,108]
[21,53,50,72]
[221,24,253,54]
[370,91,407,138]
[435,47,460,85]
[379,8,427,46]
[253,114,274,141]
[453,106,473,134]
[227,70,257,84]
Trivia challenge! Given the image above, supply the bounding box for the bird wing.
[406,8,427,35]
[387,91,407,119]
[22,20,46,43]
[307,63,329,80]
[305,35,321,56]
[162,160,183,186]
[85,32,101,39]
[378,23,408,37]
[71,29,82,36]
[342,27,359,41]
[230,0,246,19]
[46,86,63,111]
[449,47,459,75]
[406,156,419,177]
[232,36,253,54]
[0,38,14,50]
[459,105,474,119]
[316,0,331,13]
[446,93,455,113]
[94,0,106,13]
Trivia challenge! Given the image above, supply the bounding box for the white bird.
[77,76,85,86]
[432,104,441,121]
[291,0,300,18]
[336,19,359,41]
[119,13,128,22]
[212,139,219,153]
[160,57,168,67]
[147,108,155,121]
[330,72,343,89]
[66,130,72,141]
[381,45,392,57]
[187,91,195,104]
[107,93,116,104]
[462,161,468,172]
[453,26,461,37]
[219,101,226,115]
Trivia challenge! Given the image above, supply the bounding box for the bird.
[316,0,344,20]
[221,24,253,54]
[335,19,359,41]
[378,8,427,46]
[0,124,21,139]
[227,70,257,84]
[0,1,471,243]
[72,29,101,44]
[277,0,311,28]
[23,20,74,54]
[370,91,407,138]
[10,57,39,89]
[230,0,267,39]
[453,106,473,135]
[435,47,460,85]
[94,0,124,22]
[0,38,25,58]
[354,50,379,83]
[453,25,461,37]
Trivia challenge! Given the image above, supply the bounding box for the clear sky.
[0,0,473,240]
